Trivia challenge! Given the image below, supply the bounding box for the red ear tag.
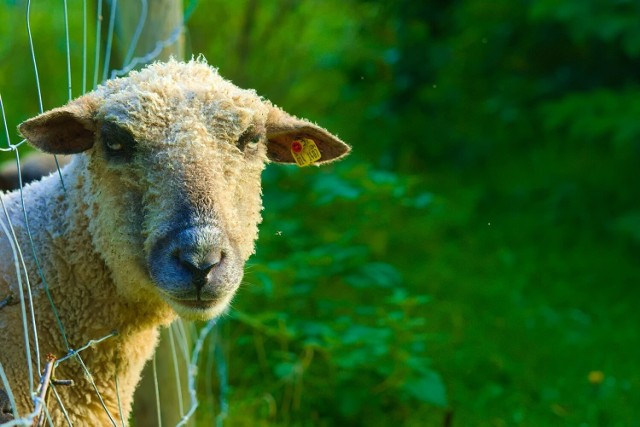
[290,138,322,167]
[291,140,303,153]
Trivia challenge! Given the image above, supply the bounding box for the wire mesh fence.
[0,1,227,425]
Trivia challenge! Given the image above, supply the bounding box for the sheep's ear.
[18,96,97,154]
[265,105,350,165]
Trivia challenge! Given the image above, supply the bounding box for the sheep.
[0,58,350,426]
[0,389,11,424]
[0,153,72,192]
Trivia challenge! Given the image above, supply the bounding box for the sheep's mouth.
[163,292,234,320]
[169,297,218,310]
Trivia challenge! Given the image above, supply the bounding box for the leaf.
[312,173,362,204]
[342,325,391,345]
[407,191,434,208]
[610,212,640,243]
[345,262,403,289]
[337,388,369,417]
[298,321,335,339]
[274,362,295,379]
[404,371,448,407]
[253,272,273,297]
[335,347,373,369]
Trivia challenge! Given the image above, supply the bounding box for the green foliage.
[530,0,640,56]
[0,0,99,157]
[3,0,640,425]
[541,89,640,148]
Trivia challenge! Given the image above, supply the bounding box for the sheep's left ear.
[265,104,350,165]
[18,95,98,154]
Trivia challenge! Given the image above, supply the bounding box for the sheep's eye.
[246,135,260,149]
[106,140,123,151]
[238,129,262,152]
[100,122,136,160]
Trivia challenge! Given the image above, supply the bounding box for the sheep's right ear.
[18,96,98,154]
[265,104,350,166]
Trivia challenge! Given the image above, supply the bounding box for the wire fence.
[0,1,226,425]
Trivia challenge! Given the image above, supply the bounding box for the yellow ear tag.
[291,138,322,167]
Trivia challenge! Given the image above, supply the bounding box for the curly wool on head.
[0,58,349,426]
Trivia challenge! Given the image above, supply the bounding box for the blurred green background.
[2,1,640,426]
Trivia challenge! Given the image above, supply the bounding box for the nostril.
[175,247,224,276]
[200,249,224,273]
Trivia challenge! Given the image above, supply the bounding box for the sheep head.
[18,59,350,321]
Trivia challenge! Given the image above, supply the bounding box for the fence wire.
[0,1,224,426]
